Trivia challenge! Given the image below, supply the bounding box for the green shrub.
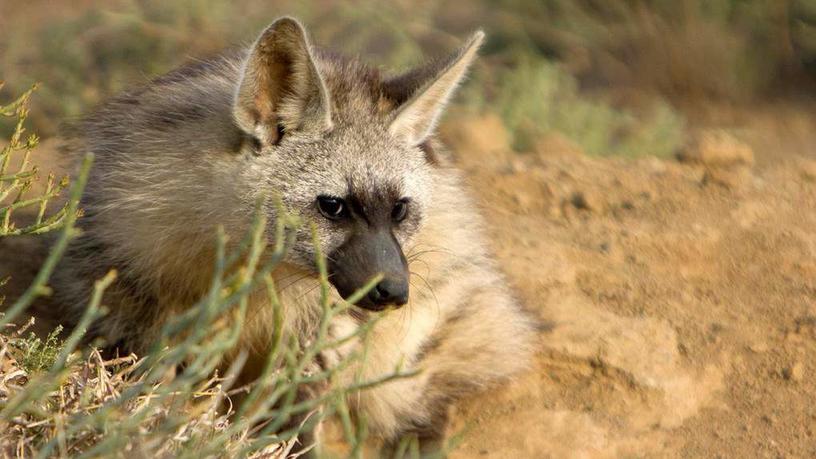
[17,325,65,373]
[486,59,684,157]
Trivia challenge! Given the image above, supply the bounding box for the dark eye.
[392,199,409,223]
[317,196,347,220]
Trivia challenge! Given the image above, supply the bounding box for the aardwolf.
[54,17,534,453]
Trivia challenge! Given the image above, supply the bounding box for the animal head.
[233,18,483,310]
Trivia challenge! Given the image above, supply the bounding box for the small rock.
[646,156,668,174]
[548,204,564,219]
[679,130,754,167]
[507,157,527,174]
[800,159,816,182]
[511,190,532,209]
[570,190,603,212]
[785,331,803,343]
[783,362,805,382]
[749,341,769,353]
[702,166,752,190]
[560,201,577,221]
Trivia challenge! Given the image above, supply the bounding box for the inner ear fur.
[233,17,332,146]
[383,31,484,147]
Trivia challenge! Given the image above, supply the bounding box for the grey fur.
[53,17,535,451]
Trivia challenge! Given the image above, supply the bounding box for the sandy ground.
[440,106,816,458]
[3,102,816,457]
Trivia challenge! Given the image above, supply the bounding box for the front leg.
[382,285,534,456]
[287,377,329,457]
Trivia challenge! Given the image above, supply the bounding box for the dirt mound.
[443,111,816,458]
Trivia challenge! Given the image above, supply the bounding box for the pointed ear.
[385,31,484,146]
[234,17,332,146]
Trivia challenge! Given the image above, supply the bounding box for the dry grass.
[0,319,298,459]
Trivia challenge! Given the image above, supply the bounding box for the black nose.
[368,278,409,307]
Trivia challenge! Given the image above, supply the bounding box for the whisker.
[407,258,431,276]
[297,281,323,300]
[407,248,452,260]
[405,245,455,260]
[278,274,314,293]
[397,299,413,341]
[410,270,440,314]
[276,270,309,284]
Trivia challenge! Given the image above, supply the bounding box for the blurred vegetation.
[488,0,816,99]
[2,0,815,156]
[479,58,685,156]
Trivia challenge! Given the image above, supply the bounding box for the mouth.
[351,295,408,312]
[330,279,409,312]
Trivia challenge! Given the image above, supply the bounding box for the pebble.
[570,190,603,212]
[749,341,769,353]
[702,166,752,190]
[783,362,804,382]
[679,130,755,167]
[800,159,816,182]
